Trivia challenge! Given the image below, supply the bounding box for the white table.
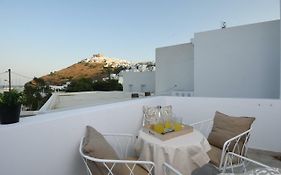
[135,129,211,175]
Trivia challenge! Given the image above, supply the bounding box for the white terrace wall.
[194,20,280,99]
[165,96,281,152]
[122,71,155,93]
[0,97,164,175]
[1,96,281,175]
[155,43,194,95]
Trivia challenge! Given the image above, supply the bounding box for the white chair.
[220,152,281,174]
[80,126,155,175]
[190,111,255,171]
[79,134,155,175]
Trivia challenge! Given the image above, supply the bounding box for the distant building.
[121,71,155,93]
[50,82,70,92]
[156,43,194,96]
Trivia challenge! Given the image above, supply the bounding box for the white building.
[156,20,280,99]
[155,43,194,95]
[194,20,280,99]
[121,71,155,93]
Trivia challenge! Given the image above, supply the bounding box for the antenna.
[221,21,226,29]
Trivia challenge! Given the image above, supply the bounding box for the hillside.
[42,62,103,85]
[41,54,131,85]
[41,54,155,85]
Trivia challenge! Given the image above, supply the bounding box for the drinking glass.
[173,117,183,131]
[153,122,164,134]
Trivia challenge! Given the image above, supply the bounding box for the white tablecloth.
[135,129,211,175]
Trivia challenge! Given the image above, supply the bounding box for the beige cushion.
[83,126,125,175]
[207,145,222,167]
[125,157,150,175]
[83,126,150,175]
[208,111,255,149]
[208,145,240,168]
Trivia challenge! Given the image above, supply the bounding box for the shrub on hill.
[93,79,122,91]
[65,78,123,92]
[23,78,52,110]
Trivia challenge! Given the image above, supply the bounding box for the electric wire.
[11,71,33,80]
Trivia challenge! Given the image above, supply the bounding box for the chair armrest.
[219,129,252,170]
[190,119,213,137]
[82,153,155,174]
[163,162,183,175]
[190,119,213,126]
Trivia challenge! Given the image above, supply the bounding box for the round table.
[135,129,211,175]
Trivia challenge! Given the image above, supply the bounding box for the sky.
[0,0,280,83]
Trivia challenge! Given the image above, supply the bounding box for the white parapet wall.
[0,96,280,175]
[0,96,164,175]
[38,92,59,113]
[165,96,281,152]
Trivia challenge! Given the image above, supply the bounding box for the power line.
[11,71,33,80]
[0,71,7,75]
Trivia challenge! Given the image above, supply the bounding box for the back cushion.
[83,126,127,175]
[208,111,255,149]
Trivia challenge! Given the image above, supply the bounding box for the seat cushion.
[128,165,150,175]
[208,111,255,149]
[207,145,222,167]
[208,146,242,168]
[125,157,150,175]
[83,126,127,175]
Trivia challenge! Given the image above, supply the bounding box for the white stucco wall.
[0,96,280,175]
[155,43,194,95]
[0,97,164,175]
[194,20,280,99]
[165,97,281,153]
[121,71,155,93]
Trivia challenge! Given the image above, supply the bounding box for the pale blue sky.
[0,0,280,82]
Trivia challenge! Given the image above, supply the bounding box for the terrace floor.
[247,149,281,169]
[192,149,281,175]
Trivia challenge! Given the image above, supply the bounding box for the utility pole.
[8,69,11,91]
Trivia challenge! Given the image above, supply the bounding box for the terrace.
[0,96,280,175]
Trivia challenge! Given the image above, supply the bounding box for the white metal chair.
[220,152,281,174]
[190,117,254,171]
[80,133,182,175]
[79,133,155,175]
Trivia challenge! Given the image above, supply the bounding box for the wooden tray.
[142,124,193,141]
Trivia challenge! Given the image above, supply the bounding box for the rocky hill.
[41,54,154,85]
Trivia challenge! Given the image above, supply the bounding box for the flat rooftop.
[40,91,152,112]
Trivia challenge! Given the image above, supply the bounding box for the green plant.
[0,90,24,107]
